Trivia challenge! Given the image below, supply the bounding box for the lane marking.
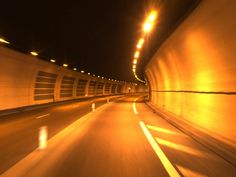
[92,103,95,112]
[38,126,48,150]
[139,121,181,177]
[36,113,50,119]
[132,98,138,115]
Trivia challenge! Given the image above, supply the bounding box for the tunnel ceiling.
[0,0,200,82]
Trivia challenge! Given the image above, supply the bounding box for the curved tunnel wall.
[145,0,236,150]
[0,46,146,111]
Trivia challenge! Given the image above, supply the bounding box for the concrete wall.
[0,46,144,110]
[145,0,236,151]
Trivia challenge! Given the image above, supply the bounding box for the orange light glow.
[133,65,136,69]
[143,10,157,33]
[63,63,68,67]
[134,51,140,58]
[133,59,137,64]
[148,10,158,22]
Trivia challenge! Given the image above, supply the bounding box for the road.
[0,96,119,174]
[1,95,236,177]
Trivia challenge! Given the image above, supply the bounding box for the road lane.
[0,96,121,174]
[134,100,236,177]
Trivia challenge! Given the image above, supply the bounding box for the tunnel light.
[143,22,153,33]
[63,64,68,67]
[50,59,56,63]
[88,72,91,75]
[148,10,158,22]
[93,74,95,76]
[97,76,100,78]
[102,77,104,79]
[134,51,140,58]
[133,65,136,69]
[137,38,145,49]
[81,70,85,73]
[0,38,10,44]
[133,68,136,72]
[30,51,38,56]
[73,68,77,71]
[133,59,137,65]
[143,10,157,33]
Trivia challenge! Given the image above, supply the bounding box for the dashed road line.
[36,113,50,119]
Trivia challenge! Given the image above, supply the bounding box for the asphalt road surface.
[1,94,236,177]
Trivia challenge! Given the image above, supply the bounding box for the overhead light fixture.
[73,68,77,71]
[63,64,68,67]
[148,10,158,22]
[30,51,38,56]
[137,38,144,49]
[143,10,157,33]
[134,51,140,58]
[50,59,56,63]
[0,38,10,44]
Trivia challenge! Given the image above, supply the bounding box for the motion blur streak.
[176,165,208,177]
[156,138,208,157]
[147,125,178,135]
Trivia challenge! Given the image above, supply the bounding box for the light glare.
[134,51,140,58]
[50,59,56,63]
[148,10,158,22]
[30,51,38,56]
[0,38,10,44]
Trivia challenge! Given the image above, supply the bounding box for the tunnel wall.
[145,0,236,151]
[0,46,145,111]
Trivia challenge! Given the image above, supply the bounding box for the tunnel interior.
[145,0,236,163]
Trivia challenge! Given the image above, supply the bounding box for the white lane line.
[139,121,181,177]
[132,98,138,115]
[36,113,50,119]
[38,126,48,150]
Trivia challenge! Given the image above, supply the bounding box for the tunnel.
[0,0,236,176]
